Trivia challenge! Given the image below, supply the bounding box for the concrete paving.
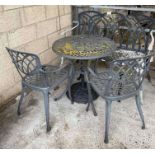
[0,79,155,149]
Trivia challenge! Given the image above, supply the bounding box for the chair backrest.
[126,15,141,29]
[77,11,103,34]
[90,14,108,36]
[92,12,133,40]
[132,14,155,29]
[106,54,152,98]
[77,11,137,38]
[6,47,41,79]
[113,27,151,54]
[102,12,131,27]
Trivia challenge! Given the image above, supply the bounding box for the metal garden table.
[52,35,116,115]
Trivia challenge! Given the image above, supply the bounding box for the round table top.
[52,35,117,60]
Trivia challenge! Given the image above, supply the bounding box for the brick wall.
[0,5,72,107]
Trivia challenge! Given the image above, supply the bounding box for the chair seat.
[115,49,145,59]
[104,49,145,61]
[91,49,145,99]
[90,71,137,99]
[24,65,69,89]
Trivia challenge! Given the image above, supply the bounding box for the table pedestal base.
[66,82,98,104]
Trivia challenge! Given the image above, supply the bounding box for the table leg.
[66,61,98,104]
[85,70,97,116]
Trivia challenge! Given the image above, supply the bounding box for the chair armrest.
[88,67,98,77]
[148,30,155,51]
[60,20,79,36]
[88,67,112,80]
[53,60,72,73]
[148,30,155,62]
[39,62,71,74]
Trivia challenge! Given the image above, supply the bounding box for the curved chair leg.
[139,86,143,105]
[43,90,51,132]
[135,94,145,129]
[104,100,112,144]
[17,87,27,115]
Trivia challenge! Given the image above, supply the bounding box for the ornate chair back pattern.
[6,47,41,79]
[105,55,152,99]
[90,14,108,36]
[114,27,151,53]
[102,12,130,26]
[126,15,141,29]
[77,11,103,34]
[132,14,155,29]
[90,12,135,40]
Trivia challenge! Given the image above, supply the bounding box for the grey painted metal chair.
[87,54,153,143]
[103,26,154,104]
[6,47,72,132]
[129,14,155,83]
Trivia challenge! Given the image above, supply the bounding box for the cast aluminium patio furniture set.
[6,11,155,143]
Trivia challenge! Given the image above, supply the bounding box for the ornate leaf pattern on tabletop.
[52,35,117,60]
